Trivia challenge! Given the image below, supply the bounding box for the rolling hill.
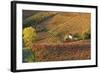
[23,11,91,43]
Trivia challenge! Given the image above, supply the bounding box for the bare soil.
[32,40,91,62]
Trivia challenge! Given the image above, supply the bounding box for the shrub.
[73,30,91,40]
[36,27,48,32]
[83,30,91,39]
[73,33,82,40]
[23,27,37,49]
[22,48,36,62]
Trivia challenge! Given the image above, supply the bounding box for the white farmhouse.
[64,34,73,41]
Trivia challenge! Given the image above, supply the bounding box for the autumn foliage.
[23,27,37,49]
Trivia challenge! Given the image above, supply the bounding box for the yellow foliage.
[23,26,37,49]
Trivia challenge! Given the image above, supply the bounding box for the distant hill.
[23,11,57,28]
[23,10,38,20]
[40,12,90,35]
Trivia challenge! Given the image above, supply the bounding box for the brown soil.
[32,40,91,62]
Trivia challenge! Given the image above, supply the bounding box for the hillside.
[23,11,91,43]
[40,12,90,35]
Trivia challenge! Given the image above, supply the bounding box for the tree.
[83,30,91,39]
[23,26,37,49]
